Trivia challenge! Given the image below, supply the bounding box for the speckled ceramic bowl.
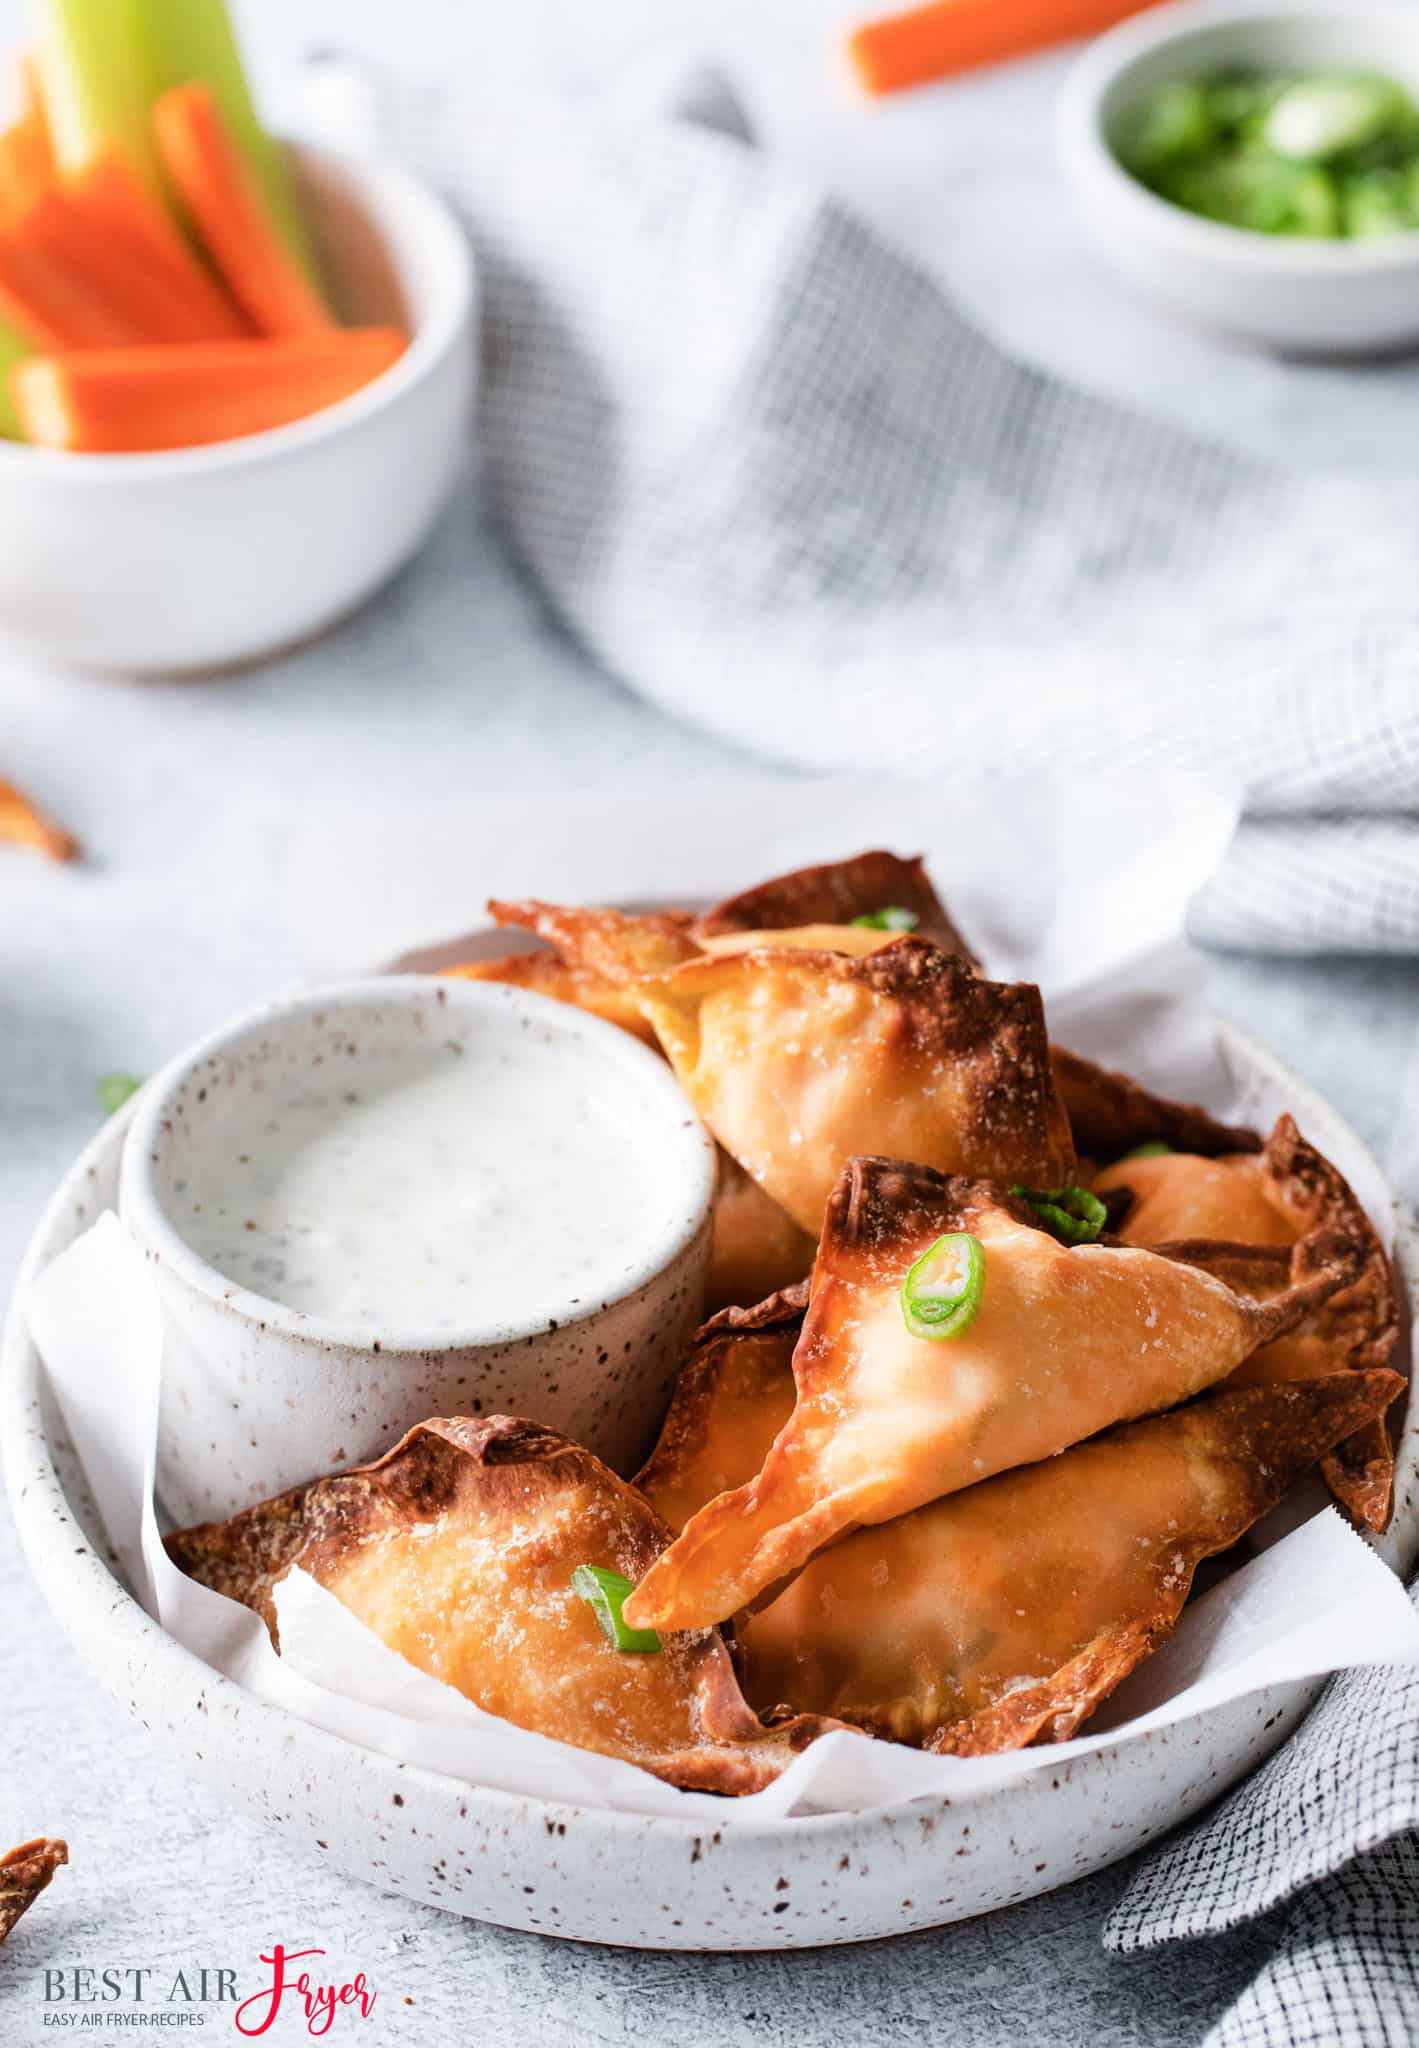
[116,977,716,1523]
[5,992,1415,1949]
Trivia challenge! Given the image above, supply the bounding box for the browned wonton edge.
[167,1415,839,1796]
[1265,1114,1400,1530]
[934,1369,1403,1755]
[1052,1045,1261,1163]
[693,851,981,968]
[633,1284,807,1520]
[0,1838,68,1946]
[1109,1115,1402,1532]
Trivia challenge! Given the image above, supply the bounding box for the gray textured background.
[4,1,1419,2041]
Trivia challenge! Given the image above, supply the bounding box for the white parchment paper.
[24,772,1419,1822]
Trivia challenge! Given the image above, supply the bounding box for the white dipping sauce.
[174,1037,678,1332]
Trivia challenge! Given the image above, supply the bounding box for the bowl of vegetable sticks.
[0,1,474,672]
[1058,1,1419,353]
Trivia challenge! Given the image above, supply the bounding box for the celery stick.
[26,0,164,197]
[0,321,28,440]
[142,0,321,286]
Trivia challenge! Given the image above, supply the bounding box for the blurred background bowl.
[1058,2,1419,353]
[0,139,475,673]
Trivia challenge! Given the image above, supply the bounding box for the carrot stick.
[847,0,1160,93]
[0,778,78,860]
[11,184,205,342]
[0,113,53,217]
[153,84,331,336]
[65,148,247,339]
[10,329,407,451]
[0,215,137,345]
[142,0,320,285]
[18,52,51,138]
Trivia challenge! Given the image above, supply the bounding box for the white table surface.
[3,2,1419,2042]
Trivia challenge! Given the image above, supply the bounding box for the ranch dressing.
[174,1037,677,1332]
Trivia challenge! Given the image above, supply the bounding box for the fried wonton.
[443,951,661,1048]
[636,940,1075,1237]
[167,1416,838,1794]
[624,1157,1361,1633]
[1052,1046,1261,1164]
[1096,1115,1401,1530]
[696,923,904,960]
[489,898,701,982]
[635,1287,805,1535]
[707,1150,817,1314]
[694,851,981,968]
[737,1369,1402,1754]
[0,1838,67,1947]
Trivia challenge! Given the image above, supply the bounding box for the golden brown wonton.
[635,1286,805,1536]
[696,923,901,960]
[167,1416,838,1794]
[637,939,1075,1237]
[1096,1115,1402,1531]
[624,1157,1362,1634]
[489,898,701,981]
[1052,1046,1261,1164]
[0,1838,68,1947]
[443,951,661,1048]
[693,851,981,968]
[737,1369,1402,1754]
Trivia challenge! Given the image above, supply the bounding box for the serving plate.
[4,946,1416,1947]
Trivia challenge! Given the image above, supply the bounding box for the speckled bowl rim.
[117,974,718,1355]
[3,1007,1415,1945]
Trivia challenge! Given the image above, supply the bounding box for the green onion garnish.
[97,1073,143,1116]
[1117,1141,1174,1163]
[850,906,919,932]
[1013,1185,1108,1246]
[900,1232,986,1342]
[571,1565,661,1653]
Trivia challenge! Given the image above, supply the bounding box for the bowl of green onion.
[1058,1,1419,352]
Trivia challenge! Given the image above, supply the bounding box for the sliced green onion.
[571,1565,661,1653]
[850,905,919,932]
[1012,1185,1108,1246]
[1117,1140,1174,1163]
[900,1232,986,1342]
[97,1072,143,1116]
[1264,73,1412,165]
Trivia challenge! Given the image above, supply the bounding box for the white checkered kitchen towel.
[305,57,1419,2045]
[307,56,1419,958]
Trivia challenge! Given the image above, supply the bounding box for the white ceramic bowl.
[1058,3,1419,352]
[5,1013,1414,1949]
[0,141,475,671]
[117,977,716,1523]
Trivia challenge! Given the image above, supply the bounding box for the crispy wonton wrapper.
[1052,1046,1260,1164]
[693,851,981,967]
[737,1369,1403,1754]
[637,939,1075,1236]
[167,1415,839,1795]
[624,1157,1362,1634]
[489,898,701,980]
[0,1838,68,1946]
[635,1285,806,1535]
[1096,1115,1402,1531]
[442,950,661,1048]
